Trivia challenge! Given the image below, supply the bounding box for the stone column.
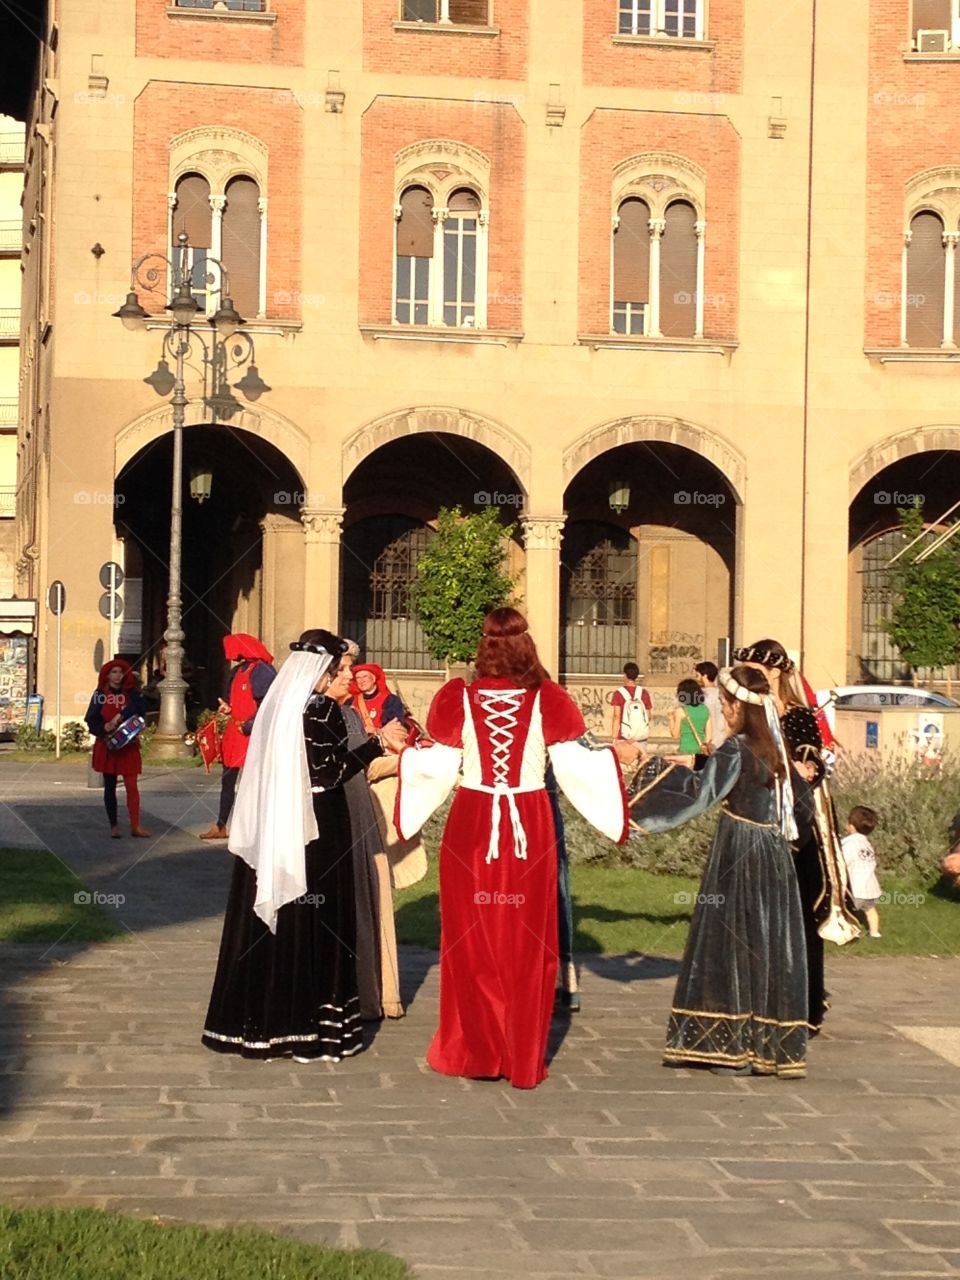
[301,506,345,629]
[521,515,566,678]
[942,231,958,349]
[647,217,666,337]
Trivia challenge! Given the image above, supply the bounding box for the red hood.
[223,633,273,664]
[350,663,388,697]
[98,659,135,692]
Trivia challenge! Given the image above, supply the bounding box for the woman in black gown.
[622,665,809,1077]
[202,629,405,1062]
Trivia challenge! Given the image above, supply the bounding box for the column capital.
[648,217,667,239]
[944,231,960,249]
[209,194,227,214]
[301,506,345,543]
[258,196,268,215]
[694,219,707,238]
[521,514,566,552]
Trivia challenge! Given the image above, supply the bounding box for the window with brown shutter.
[173,174,211,249]
[906,211,945,347]
[613,198,650,334]
[912,0,951,39]
[221,176,261,319]
[396,186,434,325]
[659,200,697,338]
[449,0,489,24]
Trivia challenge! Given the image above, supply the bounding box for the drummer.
[84,659,152,839]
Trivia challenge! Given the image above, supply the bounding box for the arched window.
[341,516,441,670]
[659,200,698,337]
[443,188,480,327]
[612,197,650,335]
[393,142,490,329]
[221,175,262,320]
[906,211,947,347]
[395,186,434,325]
[171,173,212,307]
[560,521,638,675]
[169,127,268,318]
[610,155,705,338]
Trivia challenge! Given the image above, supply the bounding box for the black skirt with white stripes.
[202,790,363,1062]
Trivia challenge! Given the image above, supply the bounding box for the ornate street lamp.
[113,232,269,757]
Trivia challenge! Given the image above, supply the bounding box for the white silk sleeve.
[396,743,462,840]
[548,740,629,844]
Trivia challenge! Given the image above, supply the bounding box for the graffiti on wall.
[648,631,704,675]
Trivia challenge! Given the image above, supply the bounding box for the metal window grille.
[560,523,637,676]
[341,517,442,671]
[859,530,960,681]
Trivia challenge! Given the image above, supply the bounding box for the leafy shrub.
[14,724,58,752]
[59,720,89,753]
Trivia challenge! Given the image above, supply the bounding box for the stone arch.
[394,139,492,207]
[342,406,531,496]
[169,125,269,195]
[115,401,309,490]
[849,424,960,500]
[563,414,745,502]
[905,166,960,231]
[612,152,707,221]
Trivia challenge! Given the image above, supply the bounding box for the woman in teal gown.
[624,665,809,1078]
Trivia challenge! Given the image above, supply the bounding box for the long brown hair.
[720,664,784,785]
[474,607,548,690]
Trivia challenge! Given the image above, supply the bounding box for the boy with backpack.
[611,662,652,744]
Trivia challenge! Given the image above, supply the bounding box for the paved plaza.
[0,761,958,1279]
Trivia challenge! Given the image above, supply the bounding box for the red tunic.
[91,689,142,776]
[221,661,262,769]
[422,677,587,1089]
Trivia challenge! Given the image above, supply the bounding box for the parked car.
[814,684,960,736]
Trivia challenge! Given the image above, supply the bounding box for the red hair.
[474,608,548,690]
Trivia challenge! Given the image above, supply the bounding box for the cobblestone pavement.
[0,763,959,1279]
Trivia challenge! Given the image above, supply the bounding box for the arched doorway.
[848,450,960,684]
[342,432,525,671]
[562,441,738,679]
[115,424,305,710]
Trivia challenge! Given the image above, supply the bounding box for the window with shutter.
[612,198,650,334]
[221,176,261,320]
[659,201,697,338]
[449,0,489,24]
[172,174,212,305]
[396,186,434,325]
[912,0,951,39]
[906,211,945,347]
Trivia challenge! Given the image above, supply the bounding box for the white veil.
[228,647,334,933]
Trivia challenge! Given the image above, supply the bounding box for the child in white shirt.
[841,805,883,938]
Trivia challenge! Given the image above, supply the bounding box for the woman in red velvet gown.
[397,609,628,1089]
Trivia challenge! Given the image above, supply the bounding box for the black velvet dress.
[632,736,809,1077]
[202,695,383,1061]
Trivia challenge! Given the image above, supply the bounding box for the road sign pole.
[109,563,117,658]
[55,587,63,759]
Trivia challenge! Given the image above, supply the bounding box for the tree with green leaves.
[411,506,517,663]
[886,506,960,676]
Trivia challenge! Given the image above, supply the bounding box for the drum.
[106,715,146,751]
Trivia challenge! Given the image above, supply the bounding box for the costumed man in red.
[350,664,408,735]
[85,659,150,839]
[200,634,276,840]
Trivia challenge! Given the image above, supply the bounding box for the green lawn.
[394,861,960,958]
[0,849,127,944]
[0,750,203,767]
[0,1206,412,1280]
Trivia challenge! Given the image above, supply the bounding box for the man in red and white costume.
[397,608,628,1090]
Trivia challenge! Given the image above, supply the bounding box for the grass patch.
[0,849,127,944]
[394,861,960,958]
[0,1205,413,1280]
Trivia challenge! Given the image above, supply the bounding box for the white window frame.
[393,186,489,329]
[901,210,960,348]
[400,0,492,25]
[618,0,704,40]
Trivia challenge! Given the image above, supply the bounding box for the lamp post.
[114,233,270,758]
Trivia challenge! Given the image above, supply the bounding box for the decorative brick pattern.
[865,0,960,348]
[363,0,528,80]
[359,99,525,330]
[132,83,302,321]
[582,0,743,94]
[579,111,739,338]
[136,0,306,66]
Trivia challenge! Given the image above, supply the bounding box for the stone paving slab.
[1,768,960,1278]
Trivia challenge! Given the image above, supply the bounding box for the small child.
[841,805,883,938]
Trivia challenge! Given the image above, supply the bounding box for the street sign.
[865,720,878,749]
[47,581,66,615]
[99,561,124,590]
[99,591,123,620]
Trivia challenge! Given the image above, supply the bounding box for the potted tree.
[411,505,517,680]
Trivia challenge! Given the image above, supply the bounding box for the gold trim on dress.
[719,803,778,829]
